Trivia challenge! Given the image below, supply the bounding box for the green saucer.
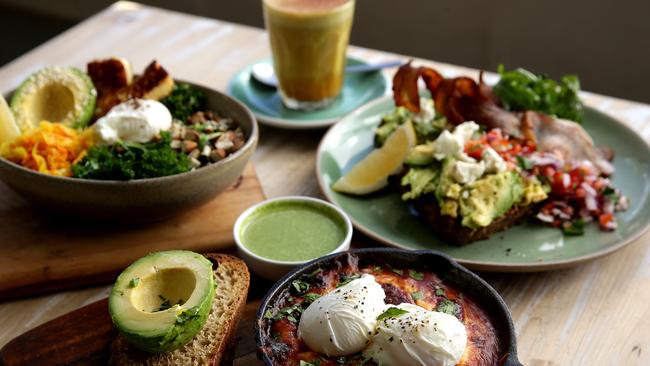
[227,57,388,129]
[316,96,650,272]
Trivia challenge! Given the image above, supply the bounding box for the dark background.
[1,0,649,103]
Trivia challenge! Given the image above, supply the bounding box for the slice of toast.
[109,254,250,366]
[412,194,533,246]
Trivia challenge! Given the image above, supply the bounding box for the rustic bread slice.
[412,194,533,246]
[109,254,250,366]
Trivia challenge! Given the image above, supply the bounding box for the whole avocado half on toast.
[108,250,216,353]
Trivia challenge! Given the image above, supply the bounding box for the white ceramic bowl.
[234,196,352,280]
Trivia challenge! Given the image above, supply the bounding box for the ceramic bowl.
[0,81,258,223]
[255,248,522,366]
[234,196,352,280]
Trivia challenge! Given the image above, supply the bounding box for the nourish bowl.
[0,81,258,223]
[256,248,522,366]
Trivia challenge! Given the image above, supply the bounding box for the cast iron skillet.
[255,248,522,366]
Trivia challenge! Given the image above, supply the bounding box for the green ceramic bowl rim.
[316,95,650,272]
[0,80,259,186]
[233,195,353,265]
[226,57,390,129]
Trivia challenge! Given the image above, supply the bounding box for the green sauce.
[240,200,346,261]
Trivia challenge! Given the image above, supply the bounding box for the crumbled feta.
[482,147,507,173]
[413,98,435,124]
[431,121,480,161]
[451,160,485,184]
[452,121,479,143]
[432,130,463,160]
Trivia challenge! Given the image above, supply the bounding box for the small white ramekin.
[234,196,352,281]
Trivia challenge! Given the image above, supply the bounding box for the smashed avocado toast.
[334,63,627,245]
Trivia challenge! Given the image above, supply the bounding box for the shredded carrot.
[0,121,94,177]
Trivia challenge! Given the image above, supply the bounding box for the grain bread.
[412,194,533,246]
[109,254,250,366]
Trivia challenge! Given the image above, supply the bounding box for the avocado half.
[10,66,97,130]
[109,250,216,353]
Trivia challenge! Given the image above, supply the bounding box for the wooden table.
[1,2,649,365]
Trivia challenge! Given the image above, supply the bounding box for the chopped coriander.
[408,270,424,281]
[435,286,446,296]
[292,279,310,294]
[300,360,320,366]
[562,219,585,236]
[302,293,321,304]
[386,264,403,276]
[411,291,424,301]
[337,274,361,287]
[436,299,459,317]
[516,155,533,170]
[128,277,140,288]
[270,303,304,322]
[377,307,409,321]
[263,310,274,320]
[306,268,323,278]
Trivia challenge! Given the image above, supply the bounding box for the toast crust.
[109,253,250,366]
[412,194,533,246]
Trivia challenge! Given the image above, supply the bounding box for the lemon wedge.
[0,94,20,144]
[333,120,416,195]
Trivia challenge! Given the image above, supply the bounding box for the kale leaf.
[161,83,207,122]
[72,132,191,180]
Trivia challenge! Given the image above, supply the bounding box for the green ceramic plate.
[227,57,388,129]
[317,96,650,271]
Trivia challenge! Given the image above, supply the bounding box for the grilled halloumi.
[93,60,174,118]
[87,57,133,96]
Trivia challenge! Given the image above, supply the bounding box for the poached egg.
[364,303,467,366]
[298,274,386,356]
[93,98,171,144]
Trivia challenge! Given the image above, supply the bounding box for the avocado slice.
[10,66,97,130]
[460,171,524,228]
[109,250,215,353]
[405,143,435,166]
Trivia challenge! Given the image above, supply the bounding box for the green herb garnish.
[337,274,361,287]
[493,65,584,123]
[516,155,533,170]
[411,291,424,301]
[434,286,446,296]
[386,264,403,276]
[292,280,310,294]
[161,83,207,122]
[562,219,586,236]
[408,270,424,281]
[436,299,459,317]
[268,303,304,323]
[302,293,321,304]
[128,277,140,288]
[300,360,320,366]
[377,307,409,321]
[72,132,191,180]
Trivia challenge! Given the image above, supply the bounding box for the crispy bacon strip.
[392,61,423,113]
[391,63,614,175]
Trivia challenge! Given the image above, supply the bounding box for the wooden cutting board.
[0,164,265,301]
[0,294,267,366]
